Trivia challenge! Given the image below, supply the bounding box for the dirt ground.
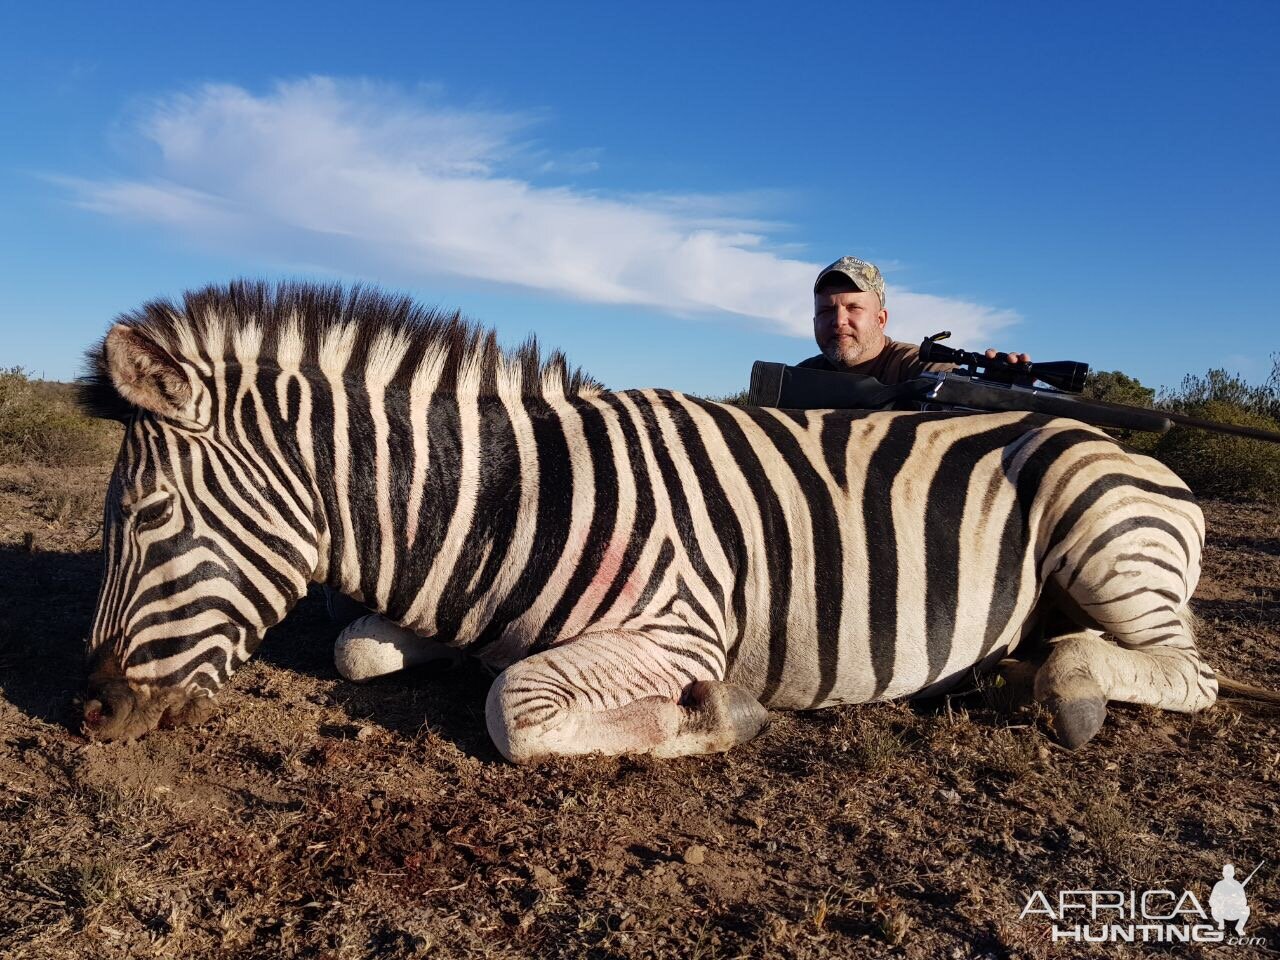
[0,456,1277,960]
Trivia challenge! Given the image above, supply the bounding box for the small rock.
[530,865,557,889]
[355,725,375,742]
[682,844,707,865]
[594,856,624,876]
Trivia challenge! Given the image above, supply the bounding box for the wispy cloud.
[66,77,1017,343]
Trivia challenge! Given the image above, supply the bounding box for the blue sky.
[2,1,1277,397]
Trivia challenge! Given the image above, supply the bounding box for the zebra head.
[81,319,320,740]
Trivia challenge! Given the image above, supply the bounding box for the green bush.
[1082,369,1155,408]
[1150,360,1280,500]
[1066,363,1280,499]
[1164,363,1280,421]
[1151,400,1280,500]
[0,368,121,468]
[1079,370,1160,453]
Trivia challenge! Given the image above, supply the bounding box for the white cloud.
[67,77,1018,343]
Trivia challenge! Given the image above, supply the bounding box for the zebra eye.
[132,497,173,531]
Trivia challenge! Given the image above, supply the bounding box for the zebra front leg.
[485,630,769,763]
[335,614,464,682]
[1034,622,1218,749]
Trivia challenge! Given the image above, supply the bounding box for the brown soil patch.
[1,462,1277,959]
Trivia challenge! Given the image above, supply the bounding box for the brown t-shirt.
[797,338,953,384]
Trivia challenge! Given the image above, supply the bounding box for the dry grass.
[0,370,121,469]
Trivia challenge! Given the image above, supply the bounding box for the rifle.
[1240,861,1265,887]
[748,332,1280,444]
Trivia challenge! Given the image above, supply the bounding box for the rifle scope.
[919,337,1089,393]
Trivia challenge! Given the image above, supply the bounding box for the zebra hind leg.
[1036,495,1217,749]
[485,630,769,764]
[1034,613,1218,749]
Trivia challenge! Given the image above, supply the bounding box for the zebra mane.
[80,280,603,421]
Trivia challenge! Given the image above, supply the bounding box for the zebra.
[81,280,1226,761]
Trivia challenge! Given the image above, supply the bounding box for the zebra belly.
[726,541,1041,711]
[741,414,1046,711]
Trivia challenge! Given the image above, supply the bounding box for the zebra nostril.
[82,681,135,738]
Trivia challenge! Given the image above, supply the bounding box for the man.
[800,255,1028,382]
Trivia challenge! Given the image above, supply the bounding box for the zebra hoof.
[1045,694,1107,749]
[681,680,770,744]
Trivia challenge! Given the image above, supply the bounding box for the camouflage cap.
[814,256,885,306]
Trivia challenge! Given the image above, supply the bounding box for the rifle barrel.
[1161,411,1280,444]
[1031,391,1280,444]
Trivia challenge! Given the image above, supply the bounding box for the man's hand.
[985,348,1032,366]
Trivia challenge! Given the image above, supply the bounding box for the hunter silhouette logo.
[1210,862,1262,935]
[1019,861,1267,946]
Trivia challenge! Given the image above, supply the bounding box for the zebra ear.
[103,324,204,424]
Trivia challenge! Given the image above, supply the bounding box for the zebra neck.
[313,391,527,642]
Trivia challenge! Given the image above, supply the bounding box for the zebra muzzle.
[82,679,138,740]
[82,678,216,741]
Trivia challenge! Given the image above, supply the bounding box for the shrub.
[712,389,751,407]
[0,368,121,468]
[1082,369,1155,408]
[1161,362,1280,421]
[1061,363,1279,500]
[1078,370,1159,453]
[1151,401,1280,500]
[1151,360,1280,501]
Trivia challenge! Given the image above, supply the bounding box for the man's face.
[813,287,888,368]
